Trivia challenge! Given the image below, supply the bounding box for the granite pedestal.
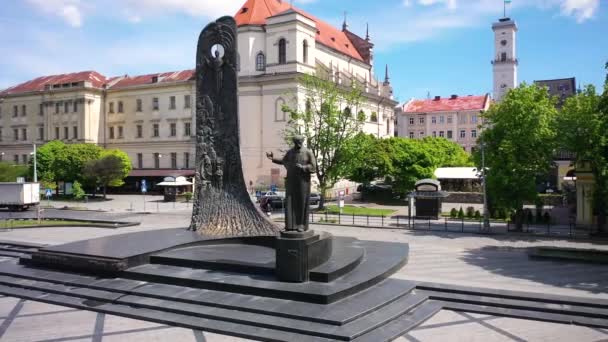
[275,230,333,282]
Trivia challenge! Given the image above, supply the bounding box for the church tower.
[492,17,518,102]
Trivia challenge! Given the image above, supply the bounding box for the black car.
[309,193,321,205]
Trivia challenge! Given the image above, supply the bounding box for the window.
[21,105,26,116]
[278,38,287,64]
[439,116,445,124]
[64,127,69,140]
[13,129,18,141]
[55,127,60,140]
[109,126,115,139]
[432,131,436,138]
[118,126,124,138]
[447,116,453,124]
[73,126,78,140]
[14,155,19,164]
[303,40,308,64]
[184,95,191,109]
[184,122,191,136]
[409,117,414,125]
[471,129,477,138]
[0,128,2,142]
[136,125,143,138]
[169,96,176,110]
[419,116,425,125]
[73,101,78,113]
[459,114,467,124]
[431,117,436,124]
[137,153,143,169]
[275,98,286,122]
[109,102,114,113]
[154,153,160,169]
[152,97,159,110]
[184,152,190,169]
[409,132,414,139]
[13,105,18,117]
[171,153,177,169]
[471,115,478,124]
[256,52,266,71]
[22,155,28,164]
[39,104,44,116]
[118,101,124,113]
[439,131,445,137]
[447,130,453,139]
[22,128,27,141]
[64,102,69,113]
[419,131,424,137]
[500,52,507,62]
[55,103,60,114]
[370,112,378,122]
[136,99,142,112]
[153,124,159,137]
[460,130,466,139]
[170,123,176,137]
[38,127,44,141]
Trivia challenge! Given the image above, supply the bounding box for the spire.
[384,64,390,85]
[365,23,370,41]
[342,11,348,31]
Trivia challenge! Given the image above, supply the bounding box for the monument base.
[276,230,333,282]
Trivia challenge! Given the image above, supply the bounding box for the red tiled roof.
[402,95,490,113]
[234,0,365,62]
[0,71,106,96]
[109,70,195,89]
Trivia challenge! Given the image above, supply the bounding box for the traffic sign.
[45,188,52,198]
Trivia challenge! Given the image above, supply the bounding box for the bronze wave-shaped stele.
[189,16,279,237]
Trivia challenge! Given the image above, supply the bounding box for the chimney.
[450,94,458,99]
[434,96,441,101]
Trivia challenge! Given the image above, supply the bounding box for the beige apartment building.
[0,0,396,191]
[396,94,491,152]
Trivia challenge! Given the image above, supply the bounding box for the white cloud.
[560,0,599,22]
[26,0,85,27]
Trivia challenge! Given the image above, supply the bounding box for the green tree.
[72,181,86,200]
[557,80,608,233]
[55,143,103,184]
[476,84,558,230]
[340,133,393,184]
[388,138,437,194]
[0,162,29,182]
[34,140,67,186]
[281,73,366,209]
[423,137,473,167]
[83,149,132,199]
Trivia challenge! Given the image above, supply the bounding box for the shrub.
[457,207,465,219]
[72,181,85,200]
[450,208,458,218]
[466,206,475,218]
[474,210,481,219]
[496,208,506,219]
[183,192,193,202]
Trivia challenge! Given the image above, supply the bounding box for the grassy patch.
[1,219,117,228]
[322,205,396,217]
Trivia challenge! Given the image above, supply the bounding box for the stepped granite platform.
[0,228,606,341]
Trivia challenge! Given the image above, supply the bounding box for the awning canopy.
[434,167,481,180]
[408,191,450,199]
[128,169,195,177]
[157,176,193,187]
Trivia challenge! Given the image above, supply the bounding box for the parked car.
[262,192,285,209]
[309,193,321,205]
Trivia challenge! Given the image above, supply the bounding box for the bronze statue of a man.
[266,136,317,232]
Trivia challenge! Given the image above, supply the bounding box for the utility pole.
[481,140,490,232]
[33,143,41,223]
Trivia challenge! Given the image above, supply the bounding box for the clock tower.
[492,17,518,102]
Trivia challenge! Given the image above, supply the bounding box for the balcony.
[491,58,519,66]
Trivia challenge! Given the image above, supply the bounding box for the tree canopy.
[476,83,558,229]
[281,73,366,208]
[83,149,132,198]
[0,162,29,182]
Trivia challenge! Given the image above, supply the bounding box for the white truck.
[0,182,40,211]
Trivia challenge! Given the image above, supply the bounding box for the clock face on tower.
[500,40,507,46]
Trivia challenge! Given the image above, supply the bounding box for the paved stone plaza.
[1,204,608,341]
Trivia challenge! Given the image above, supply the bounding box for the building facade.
[534,77,577,107]
[0,0,396,190]
[492,17,518,102]
[396,94,491,152]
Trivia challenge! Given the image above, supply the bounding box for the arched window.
[343,107,351,117]
[256,52,266,71]
[275,98,286,122]
[302,40,308,64]
[278,38,287,64]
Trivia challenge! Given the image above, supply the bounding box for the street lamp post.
[30,143,41,223]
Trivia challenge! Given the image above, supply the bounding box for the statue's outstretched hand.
[266,152,273,160]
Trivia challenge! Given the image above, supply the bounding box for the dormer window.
[256,52,266,71]
[278,39,286,65]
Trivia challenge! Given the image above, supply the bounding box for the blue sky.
[0,0,605,103]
